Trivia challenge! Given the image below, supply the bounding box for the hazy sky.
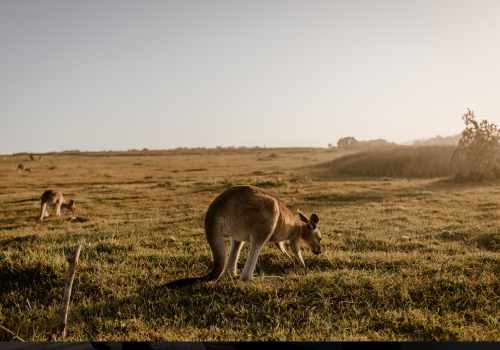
[2,1,500,153]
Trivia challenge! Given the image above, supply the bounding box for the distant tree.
[451,109,500,180]
[337,136,358,149]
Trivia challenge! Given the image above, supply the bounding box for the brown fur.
[166,185,322,287]
[39,190,75,221]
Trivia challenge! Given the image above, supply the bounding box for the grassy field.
[0,148,499,341]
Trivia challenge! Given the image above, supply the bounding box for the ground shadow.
[0,234,40,248]
[473,233,500,252]
[422,178,500,192]
[302,191,385,206]
[0,261,62,302]
[5,197,39,205]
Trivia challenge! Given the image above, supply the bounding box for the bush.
[451,109,500,180]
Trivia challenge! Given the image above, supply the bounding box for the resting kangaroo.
[40,190,75,221]
[166,185,322,287]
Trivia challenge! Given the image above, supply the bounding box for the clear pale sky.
[2,1,500,153]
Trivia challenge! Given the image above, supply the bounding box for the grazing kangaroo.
[166,185,322,287]
[39,190,75,221]
[17,163,32,172]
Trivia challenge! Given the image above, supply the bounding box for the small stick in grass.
[60,241,84,338]
[0,324,26,342]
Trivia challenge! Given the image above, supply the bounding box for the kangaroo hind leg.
[240,240,264,281]
[227,240,245,277]
[206,233,227,282]
[56,202,62,216]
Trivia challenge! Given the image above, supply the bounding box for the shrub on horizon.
[451,109,500,181]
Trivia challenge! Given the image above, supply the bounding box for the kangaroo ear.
[310,213,319,227]
[297,210,309,223]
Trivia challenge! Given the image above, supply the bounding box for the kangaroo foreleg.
[40,203,47,221]
[290,240,306,268]
[276,241,293,261]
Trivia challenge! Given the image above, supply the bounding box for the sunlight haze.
[2,0,500,153]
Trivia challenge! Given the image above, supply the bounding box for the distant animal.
[40,190,75,221]
[17,163,32,172]
[29,154,42,161]
[166,185,322,287]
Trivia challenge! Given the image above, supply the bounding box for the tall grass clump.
[311,145,455,178]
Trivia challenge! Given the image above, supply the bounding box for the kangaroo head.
[297,210,322,255]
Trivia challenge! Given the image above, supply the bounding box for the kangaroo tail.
[164,256,226,289]
[165,214,227,288]
[164,275,210,288]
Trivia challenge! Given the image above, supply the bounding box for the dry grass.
[0,147,499,341]
[310,146,456,179]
